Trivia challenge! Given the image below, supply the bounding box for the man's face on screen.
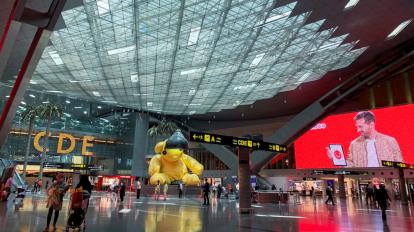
[355,118,374,138]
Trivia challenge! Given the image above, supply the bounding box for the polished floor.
[0,191,413,232]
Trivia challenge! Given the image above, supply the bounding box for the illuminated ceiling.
[30,0,368,115]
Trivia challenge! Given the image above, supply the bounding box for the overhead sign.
[43,162,102,170]
[312,170,369,175]
[189,131,287,152]
[381,160,414,169]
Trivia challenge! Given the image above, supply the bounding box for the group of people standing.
[44,173,92,231]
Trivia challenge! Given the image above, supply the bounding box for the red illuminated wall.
[295,104,414,169]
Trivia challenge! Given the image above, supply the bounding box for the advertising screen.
[295,104,414,169]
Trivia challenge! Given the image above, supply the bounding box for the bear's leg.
[182,173,200,186]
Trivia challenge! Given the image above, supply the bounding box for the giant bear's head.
[154,129,188,162]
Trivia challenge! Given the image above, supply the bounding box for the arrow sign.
[189,131,287,152]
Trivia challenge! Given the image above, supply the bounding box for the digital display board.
[189,131,287,152]
[295,104,414,169]
[381,160,414,169]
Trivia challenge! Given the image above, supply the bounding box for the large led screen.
[295,104,414,169]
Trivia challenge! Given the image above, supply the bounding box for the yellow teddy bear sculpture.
[148,129,203,186]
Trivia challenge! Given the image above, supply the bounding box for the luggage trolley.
[65,189,90,232]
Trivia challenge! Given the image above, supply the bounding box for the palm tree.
[148,119,178,138]
[37,103,63,180]
[20,105,38,179]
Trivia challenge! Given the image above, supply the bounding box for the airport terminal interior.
[1,0,414,231]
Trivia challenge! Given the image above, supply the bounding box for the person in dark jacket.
[217,184,222,199]
[375,184,391,221]
[119,181,126,202]
[325,186,335,205]
[76,175,92,195]
[202,179,210,205]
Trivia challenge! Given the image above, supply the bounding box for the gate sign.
[189,131,287,152]
[381,160,414,169]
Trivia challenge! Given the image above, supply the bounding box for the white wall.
[264,176,289,191]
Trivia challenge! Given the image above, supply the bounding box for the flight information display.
[189,131,287,152]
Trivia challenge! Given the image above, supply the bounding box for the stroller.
[65,189,90,232]
[14,187,25,210]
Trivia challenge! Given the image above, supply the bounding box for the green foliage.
[148,119,178,137]
[36,103,63,119]
[20,105,38,122]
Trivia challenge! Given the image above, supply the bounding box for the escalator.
[0,158,26,188]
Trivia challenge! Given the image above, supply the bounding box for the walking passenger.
[375,184,391,221]
[44,173,70,231]
[119,181,126,202]
[154,181,161,201]
[163,183,168,201]
[203,179,210,205]
[325,186,335,205]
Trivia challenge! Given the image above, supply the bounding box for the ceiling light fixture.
[147,102,153,106]
[65,100,71,104]
[42,101,49,104]
[102,100,117,104]
[234,83,256,91]
[48,51,64,65]
[132,93,149,96]
[344,0,359,10]
[265,11,292,23]
[386,19,412,40]
[92,91,101,96]
[97,106,102,109]
[130,73,139,82]
[180,67,205,75]
[30,80,38,84]
[188,27,201,46]
[107,45,136,55]
[29,94,36,98]
[21,101,26,105]
[188,89,196,96]
[46,90,63,93]
[69,79,92,83]
[74,106,82,109]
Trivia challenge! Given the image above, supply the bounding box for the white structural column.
[131,112,149,177]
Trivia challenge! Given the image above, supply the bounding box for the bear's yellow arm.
[148,155,162,176]
[182,154,204,175]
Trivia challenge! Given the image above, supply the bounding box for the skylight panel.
[344,0,359,10]
[297,72,312,82]
[188,27,201,46]
[48,51,64,65]
[386,19,412,40]
[108,45,136,55]
[97,0,110,16]
[250,53,265,68]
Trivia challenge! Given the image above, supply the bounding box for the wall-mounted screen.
[295,104,414,169]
